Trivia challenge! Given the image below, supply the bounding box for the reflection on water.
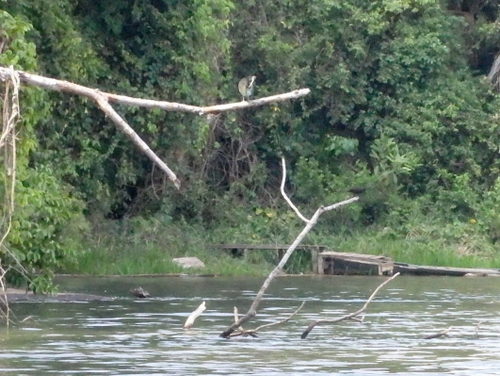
[0,276,499,375]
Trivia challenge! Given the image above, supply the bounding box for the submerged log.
[423,326,452,339]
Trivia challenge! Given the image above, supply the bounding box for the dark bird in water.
[348,187,366,195]
[238,75,256,101]
[129,287,150,298]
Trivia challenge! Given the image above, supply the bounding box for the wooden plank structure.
[318,251,394,276]
[394,262,500,277]
[212,244,500,277]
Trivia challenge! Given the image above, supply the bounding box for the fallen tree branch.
[220,159,359,338]
[0,68,310,115]
[0,66,181,188]
[280,157,310,223]
[423,326,452,340]
[301,272,400,339]
[251,301,306,332]
[0,66,310,189]
[92,93,181,188]
[183,301,206,329]
[230,306,257,338]
[229,302,306,338]
[199,89,310,114]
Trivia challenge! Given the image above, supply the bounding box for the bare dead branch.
[280,157,310,223]
[301,272,400,339]
[0,66,310,189]
[220,159,359,338]
[200,89,310,114]
[0,68,310,114]
[20,315,35,323]
[0,67,181,189]
[230,306,257,337]
[252,301,306,332]
[183,301,206,329]
[232,306,246,333]
[229,302,306,338]
[423,326,452,339]
[92,93,181,188]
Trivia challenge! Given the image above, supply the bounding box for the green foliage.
[1,0,499,282]
[7,166,85,292]
[0,10,37,69]
[0,8,86,292]
[65,215,272,277]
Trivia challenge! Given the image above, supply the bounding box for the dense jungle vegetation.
[0,0,499,291]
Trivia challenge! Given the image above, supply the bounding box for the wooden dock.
[318,251,394,276]
[212,244,500,277]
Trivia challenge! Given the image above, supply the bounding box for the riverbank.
[61,218,500,276]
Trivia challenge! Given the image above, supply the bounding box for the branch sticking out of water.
[219,158,359,338]
[423,326,452,340]
[301,272,400,339]
[183,301,206,329]
[229,302,306,338]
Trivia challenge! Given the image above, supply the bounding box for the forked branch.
[219,158,359,338]
[229,302,306,338]
[0,66,310,189]
[301,272,400,339]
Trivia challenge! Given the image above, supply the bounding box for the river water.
[1,275,499,375]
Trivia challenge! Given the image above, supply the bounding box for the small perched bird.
[238,75,256,101]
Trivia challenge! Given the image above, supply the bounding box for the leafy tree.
[0,8,85,291]
[0,0,498,288]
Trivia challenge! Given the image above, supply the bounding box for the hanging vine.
[0,66,20,326]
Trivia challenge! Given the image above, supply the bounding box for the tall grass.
[63,217,274,276]
[65,207,500,276]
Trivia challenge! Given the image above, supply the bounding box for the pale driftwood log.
[220,159,359,338]
[301,272,400,339]
[183,301,206,329]
[423,326,452,339]
[93,94,181,188]
[200,89,310,114]
[0,68,310,115]
[229,302,306,338]
[0,66,310,189]
[0,67,181,188]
